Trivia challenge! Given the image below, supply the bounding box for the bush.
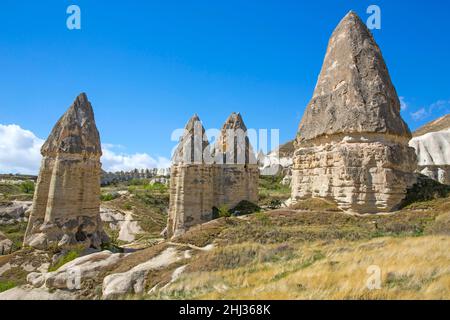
[400,175,450,209]
[231,200,261,216]
[218,205,231,218]
[19,181,35,194]
[144,182,168,193]
[100,192,119,202]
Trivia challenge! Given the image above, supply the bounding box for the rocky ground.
[0,175,449,300]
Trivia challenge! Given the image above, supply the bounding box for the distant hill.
[413,114,450,137]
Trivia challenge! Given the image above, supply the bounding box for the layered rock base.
[168,164,258,237]
[292,134,417,213]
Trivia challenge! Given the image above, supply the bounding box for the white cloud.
[399,96,408,111]
[0,124,44,174]
[101,144,171,172]
[409,99,450,122]
[429,100,450,113]
[410,108,428,121]
[0,124,171,175]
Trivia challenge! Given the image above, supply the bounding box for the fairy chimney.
[24,93,108,250]
[291,12,417,213]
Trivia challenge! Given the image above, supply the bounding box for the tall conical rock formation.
[167,115,214,238]
[172,114,210,164]
[291,12,417,213]
[214,112,256,165]
[24,93,108,250]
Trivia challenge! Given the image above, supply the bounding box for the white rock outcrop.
[102,247,180,299]
[409,129,450,184]
[27,250,127,290]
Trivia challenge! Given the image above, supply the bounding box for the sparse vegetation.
[258,175,291,208]
[19,181,35,194]
[48,250,81,272]
[0,280,17,293]
[100,192,119,202]
[0,182,34,201]
[290,198,342,212]
[1,172,449,300]
[400,175,450,209]
[218,205,231,218]
[231,200,260,216]
[0,221,27,252]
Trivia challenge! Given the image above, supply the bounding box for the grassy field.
[145,195,450,300]
[100,182,170,242]
[1,176,449,300]
[0,182,34,201]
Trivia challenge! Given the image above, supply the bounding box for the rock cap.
[297,11,411,142]
[41,93,102,156]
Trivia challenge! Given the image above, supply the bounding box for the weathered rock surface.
[102,247,180,299]
[409,129,450,185]
[23,93,108,250]
[100,207,144,243]
[297,12,410,142]
[292,12,417,213]
[0,201,32,225]
[0,231,13,255]
[167,114,258,238]
[0,286,77,300]
[27,250,127,291]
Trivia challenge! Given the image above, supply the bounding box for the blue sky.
[1,0,449,173]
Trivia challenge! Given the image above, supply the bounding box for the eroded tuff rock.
[292,12,417,213]
[409,129,450,185]
[0,231,13,255]
[167,113,258,238]
[0,201,31,225]
[23,93,108,250]
[27,250,127,290]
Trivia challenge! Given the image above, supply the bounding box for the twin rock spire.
[167,112,259,238]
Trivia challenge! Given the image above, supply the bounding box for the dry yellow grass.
[158,236,450,300]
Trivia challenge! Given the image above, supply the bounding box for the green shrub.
[128,179,149,186]
[231,200,261,216]
[48,250,81,272]
[100,192,119,202]
[0,280,16,293]
[400,175,450,209]
[19,181,35,194]
[144,183,168,193]
[218,205,231,218]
